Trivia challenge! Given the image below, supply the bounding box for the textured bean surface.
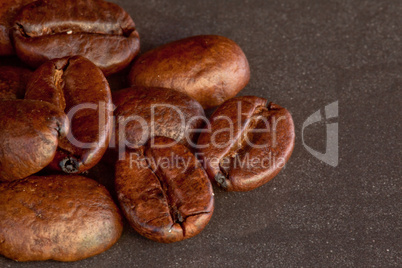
[113,86,205,153]
[0,1,399,267]
[0,100,68,182]
[116,136,214,243]
[0,66,31,100]
[25,56,112,174]
[128,35,250,109]
[12,0,140,75]
[0,175,123,261]
[0,0,35,55]
[197,96,295,191]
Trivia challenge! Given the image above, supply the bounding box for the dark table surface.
[0,0,401,267]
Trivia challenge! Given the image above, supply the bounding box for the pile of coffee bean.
[0,0,295,262]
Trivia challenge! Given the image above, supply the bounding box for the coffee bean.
[25,55,112,174]
[0,175,123,261]
[128,35,250,109]
[113,86,205,154]
[12,0,140,75]
[115,136,214,243]
[0,0,36,55]
[197,96,295,191]
[0,100,68,182]
[0,66,31,100]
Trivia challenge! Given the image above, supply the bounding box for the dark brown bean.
[128,35,250,109]
[0,66,31,100]
[0,66,67,181]
[0,100,68,182]
[115,136,214,243]
[0,0,36,55]
[12,0,140,75]
[197,96,295,191]
[112,86,205,156]
[0,175,123,261]
[25,55,112,174]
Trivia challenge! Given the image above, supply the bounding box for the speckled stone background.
[0,0,401,267]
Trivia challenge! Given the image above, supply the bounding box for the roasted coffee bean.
[0,66,31,100]
[0,100,68,182]
[25,55,112,174]
[0,175,123,262]
[197,96,295,192]
[113,86,205,155]
[12,0,140,75]
[128,35,250,109]
[0,66,66,181]
[115,136,214,243]
[0,0,36,55]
